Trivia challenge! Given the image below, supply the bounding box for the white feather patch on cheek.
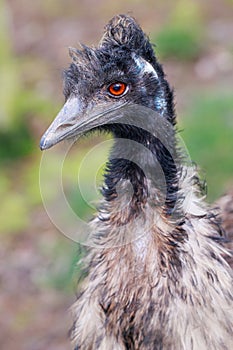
[132,54,158,79]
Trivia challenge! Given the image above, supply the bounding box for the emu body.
[40,15,233,350]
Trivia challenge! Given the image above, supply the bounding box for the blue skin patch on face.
[132,54,166,116]
[155,96,167,116]
[134,56,145,74]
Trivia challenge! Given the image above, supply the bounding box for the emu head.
[40,14,174,150]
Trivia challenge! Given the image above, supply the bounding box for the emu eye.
[108,82,128,97]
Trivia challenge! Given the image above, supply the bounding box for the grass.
[37,237,80,293]
[155,27,202,61]
[181,92,233,201]
[153,0,203,61]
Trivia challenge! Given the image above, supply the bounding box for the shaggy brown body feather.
[216,191,233,268]
[70,180,232,350]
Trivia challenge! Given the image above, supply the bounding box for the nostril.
[57,123,74,130]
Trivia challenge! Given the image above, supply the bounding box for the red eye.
[108,82,128,97]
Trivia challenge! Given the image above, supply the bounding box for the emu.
[40,15,233,350]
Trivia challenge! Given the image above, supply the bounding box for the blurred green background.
[0,0,232,348]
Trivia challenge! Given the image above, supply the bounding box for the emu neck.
[102,123,179,217]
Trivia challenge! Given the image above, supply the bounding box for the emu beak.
[40,97,84,150]
[40,97,126,151]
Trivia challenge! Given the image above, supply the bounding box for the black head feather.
[64,15,175,124]
[99,14,157,66]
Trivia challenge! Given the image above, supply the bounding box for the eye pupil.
[112,84,121,91]
[108,82,127,97]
